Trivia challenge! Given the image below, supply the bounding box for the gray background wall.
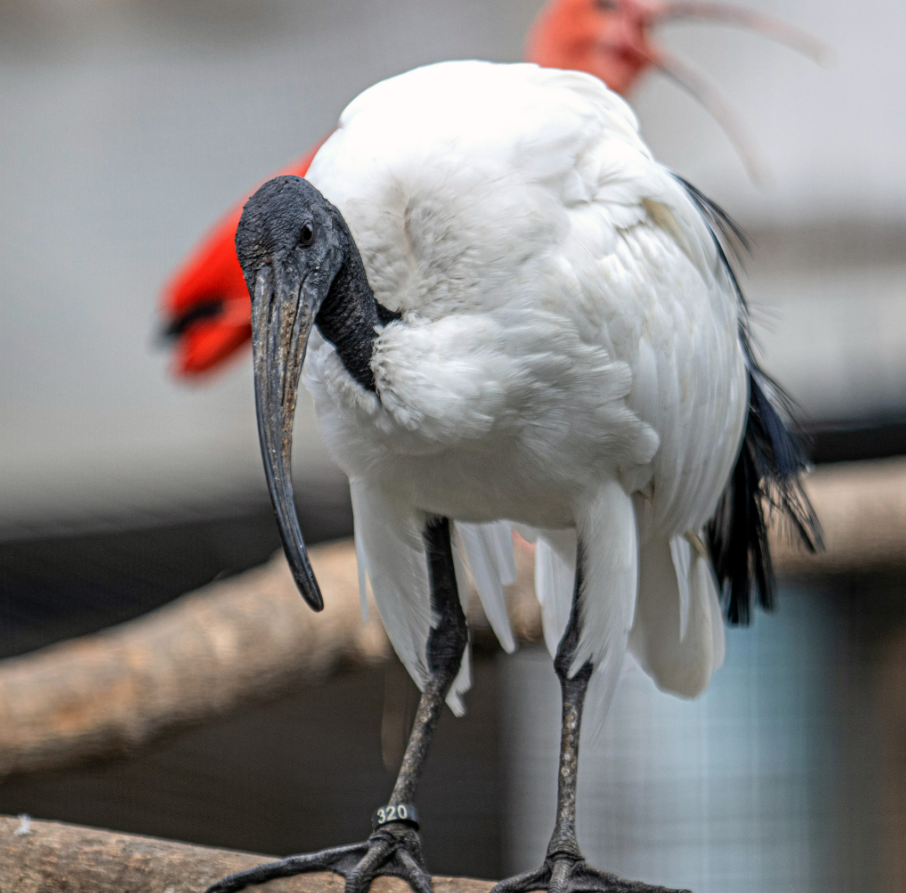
[1,0,901,537]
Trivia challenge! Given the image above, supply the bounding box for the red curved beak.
[527,0,826,182]
[651,1,827,62]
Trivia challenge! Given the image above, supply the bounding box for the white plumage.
[301,60,748,722]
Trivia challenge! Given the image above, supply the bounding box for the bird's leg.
[491,550,689,893]
[205,516,467,893]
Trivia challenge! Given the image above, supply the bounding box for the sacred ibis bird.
[204,60,820,893]
[161,0,821,378]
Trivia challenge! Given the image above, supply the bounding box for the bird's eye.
[299,223,314,247]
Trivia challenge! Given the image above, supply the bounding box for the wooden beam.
[0,541,403,781]
[0,458,903,783]
[0,814,492,893]
[771,457,906,576]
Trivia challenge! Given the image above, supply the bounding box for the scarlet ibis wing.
[162,140,326,377]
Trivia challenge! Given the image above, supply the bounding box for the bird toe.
[490,857,690,893]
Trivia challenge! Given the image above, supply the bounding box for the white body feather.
[302,61,747,720]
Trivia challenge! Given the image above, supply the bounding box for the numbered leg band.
[372,803,419,831]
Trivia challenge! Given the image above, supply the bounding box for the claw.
[204,827,432,893]
[549,861,572,893]
[205,843,367,893]
[491,856,690,893]
[347,837,391,891]
[492,866,548,893]
[396,849,435,893]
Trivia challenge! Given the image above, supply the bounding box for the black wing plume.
[674,175,823,625]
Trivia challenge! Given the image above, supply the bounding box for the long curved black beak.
[251,261,324,611]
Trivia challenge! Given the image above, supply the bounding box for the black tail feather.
[706,363,823,626]
[673,175,752,262]
[672,174,823,625]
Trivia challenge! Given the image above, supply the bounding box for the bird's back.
[308,61,746,534]
[308,62,658,315]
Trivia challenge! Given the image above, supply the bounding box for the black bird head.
[236,176,350,612]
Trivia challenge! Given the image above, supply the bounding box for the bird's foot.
[490,852,690,893]
[205,823,432,893]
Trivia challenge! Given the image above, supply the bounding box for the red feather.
[162,141,324,376]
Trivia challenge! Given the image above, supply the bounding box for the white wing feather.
[533,528,576,659]
[628,534,725,698]
[449,527,480,716]
[354,514,370,623]
[669,536,693,641]
[350,481,433,688]
[573,480,640,736]
[351,480,473,714]
[448,640,472,718]
[455,521,517,653]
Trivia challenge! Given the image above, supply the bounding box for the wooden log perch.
[770,457,906,575]
[0,457,904,783]
[0,539,540,783]
[0,814,491,893]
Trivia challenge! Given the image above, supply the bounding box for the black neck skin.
[315,240,400,393]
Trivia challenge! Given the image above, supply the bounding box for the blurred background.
[1,1,905,892]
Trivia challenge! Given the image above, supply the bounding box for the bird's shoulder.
[304,59,746,473]
[310,61,731,319]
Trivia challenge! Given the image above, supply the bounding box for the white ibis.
[206,60,820,893]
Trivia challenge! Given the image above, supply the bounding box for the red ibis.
[204,60,820,893]
[162,0,821,380]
